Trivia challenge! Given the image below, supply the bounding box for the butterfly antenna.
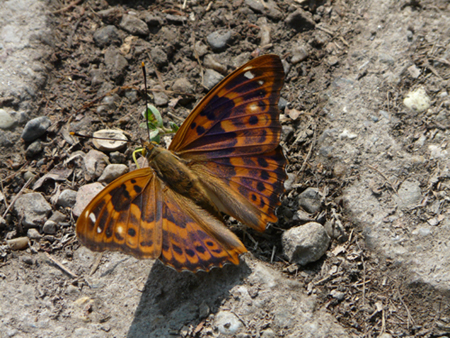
[142,62,151,143]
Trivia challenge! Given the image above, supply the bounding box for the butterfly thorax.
[144,142,220,217]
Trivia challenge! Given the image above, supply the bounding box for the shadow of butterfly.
[76,54,287,272]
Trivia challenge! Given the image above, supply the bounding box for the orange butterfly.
[76,54,287,272]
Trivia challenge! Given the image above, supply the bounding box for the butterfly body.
[144,142,221,218]
[77,55,287,272]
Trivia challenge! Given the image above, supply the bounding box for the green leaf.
[142,104,163,127]
[149,129,160,143]
[169,121,179,132]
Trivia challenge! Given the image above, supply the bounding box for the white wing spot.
[249,103,259,112]
[97,226,102,234]
[244,71,255,79]
[117,226,124,235]
[89,212,96,224]
[258,80,264,85]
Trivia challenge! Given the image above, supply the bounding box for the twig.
[0,177,8,210]
[52,0,83,14]
[397,285,415,329]
[89,252,103,276]
[367,165,398,194]
[45,252,78,278]
[2,177,33,218]
[297,136,315,176]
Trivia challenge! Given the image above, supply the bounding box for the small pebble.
[104,48,128,82]
[151,46,168,67]
[285,9,316,32]
[119,14,149,36]
[298,187,322,213]
[214,311,242,335]
[203,69,224,90]
[21,116,51,142]
[25,140,43,158]
[172,78,194,94]
[57,189,78,208]
[92,129,127,152]
[282,222,330,265]
[403,87,430,113]
[43,220,58,234]
[0,109,18,130]
[206,30,233,51]
[330,289,345,301]
[98,164,129,183]
[21,256,35,265]
[93,25,120,47]
[27,228,41,239]
[7,237,30,250]
[84,149,110,180]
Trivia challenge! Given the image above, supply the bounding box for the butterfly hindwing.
[169,55,285,159]
[191,146,287,232]
[76,168,247,272]
[159,186,247,272]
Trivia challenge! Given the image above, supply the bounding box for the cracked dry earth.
[1,0,450,337]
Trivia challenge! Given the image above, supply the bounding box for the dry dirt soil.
[1,0,450,337]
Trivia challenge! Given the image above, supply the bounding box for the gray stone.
[98,164,128,183]
[150,46,168,67]
[214,311,242,335]
[172,78,194,94]
[166,14,187,25]
[84,149,110,180]
[194,41,208,57]
[93,25,120,47]
[145,14,163,27]
[42,220,57,234]
[298,187,322,213]
[49,210,66,223]
[282,222,330,265]
[104,47,128,82]
[153,85,169,106]
[330,290,345,301]
[89,68,105,86]
[206,30,233,51]
[57,189,77,208]
[291,44,310,64]
[203,54,227,74]
[0,109,18,130]
[119,14,149,36]
[202,69,224,90]
[21,116,51,142]
[285,9,316,32]
[72,183,105,217]
[96,94,120,114]
[394,179,422,209]
[14,193,52,228]
[245,0,282,20]
[27,228,41,239]
[25,140,42,158]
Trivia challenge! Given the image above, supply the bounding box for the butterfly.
[76,54,287,272]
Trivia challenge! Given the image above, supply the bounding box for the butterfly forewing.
[169,55,285,159]
[76,168,163,259]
